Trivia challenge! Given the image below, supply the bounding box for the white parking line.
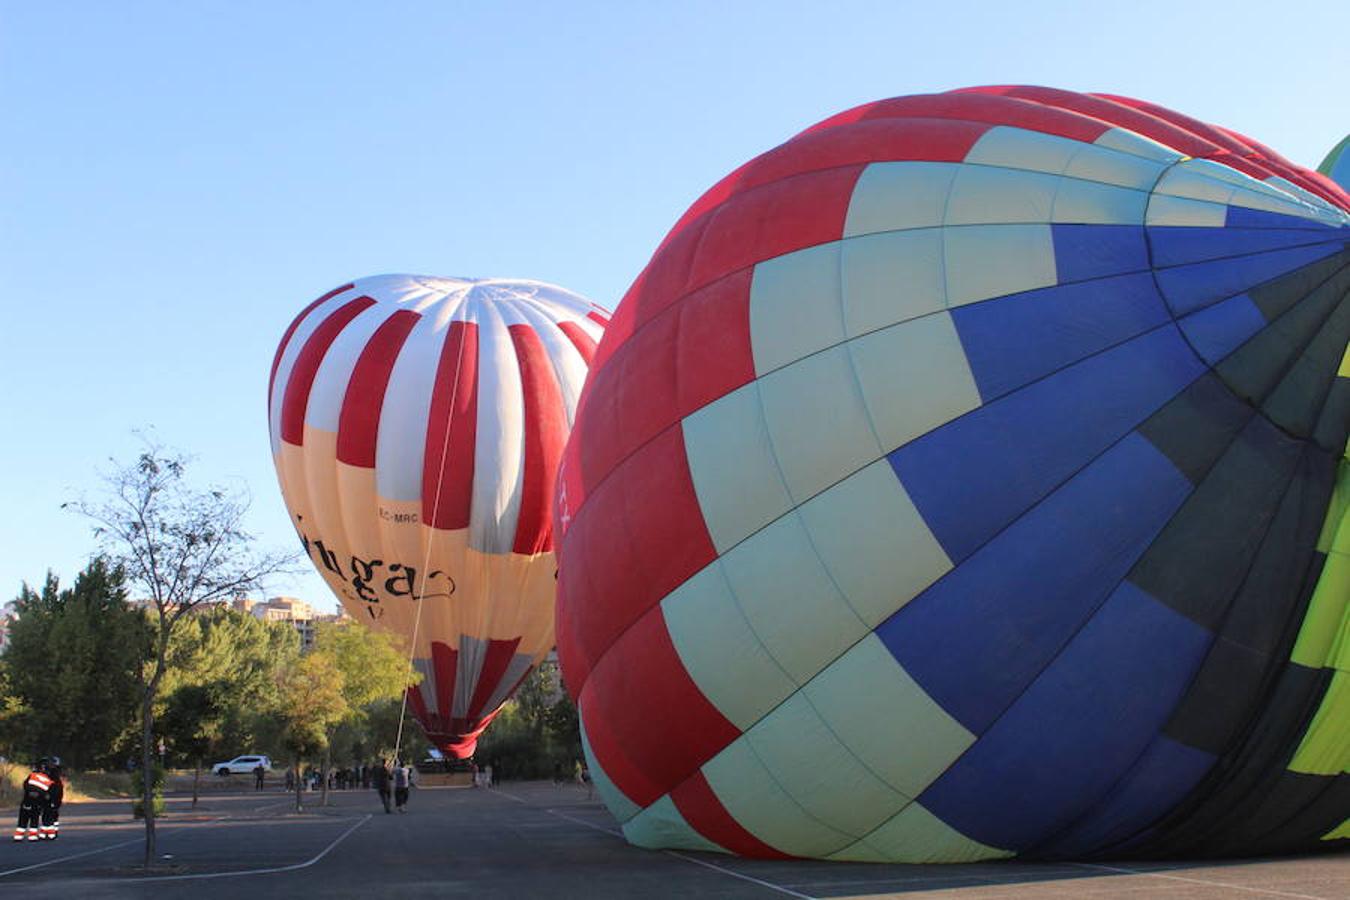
[782,874,998,889]
[543,807,621,837]
[118,813,372,883]
[1070,862,1335,900]
[489,787,529,805]
[0,837,150,878]
[543,807,814,900]
[0,812,246,880]
[664,850,816,900]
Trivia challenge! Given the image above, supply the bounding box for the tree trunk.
[320,745,331,807]
[192,758,201,809]
[140,683,156,866]
[141,642,167,868]
[294,755,303,812]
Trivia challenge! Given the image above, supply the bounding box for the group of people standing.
[469,760,498,788]
[11,755,421,841]
[371,758,414,814]
[12,757,63,843]
[280,760,412,808]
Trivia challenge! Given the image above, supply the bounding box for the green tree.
[0,655,26,805]
[2,560,150,769]
[313,621,416,806]
[475,664,581,780]
[159,605,301,784]
[0,625,29,766]
[275,651,348,812]
[160,682,226,808]
[339,696,430,772]
[161,606,299,700]
[67,442,298,865]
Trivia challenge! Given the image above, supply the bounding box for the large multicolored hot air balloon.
[555,87,1350,862]
[1321,135,1350,190]
[270,274,606,757]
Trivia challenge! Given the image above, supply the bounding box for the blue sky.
[2,1,1346,610]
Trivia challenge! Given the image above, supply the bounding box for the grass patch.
[2,762,94,803]
[0,760,22,806]
[1,761,137,802]
[0,766,260,804]
[68,770,133,800]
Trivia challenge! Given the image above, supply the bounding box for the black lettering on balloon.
[384,565,457,600]
[419,569,456,600]
[293,522,459,608]
[311,540,344,577]
[377,507,419,524]
[349,556,384,603]
[384,564,416,597]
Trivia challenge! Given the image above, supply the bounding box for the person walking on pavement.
[40,757,63,840]
[253,762,266,791]
[13,758,54,842]
[393,759,411,813]
[372,758,392,814]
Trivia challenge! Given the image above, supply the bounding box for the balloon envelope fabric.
[1321,134,1350,190]
[270,274,607,757]
[554,87,1350,862]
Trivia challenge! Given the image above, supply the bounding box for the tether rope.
[392,298,470,766]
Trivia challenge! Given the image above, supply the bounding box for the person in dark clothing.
[372,759,392,813]
[393,760,411,813]
[40,757,63,840]
[253,763,266,791]
[13,758,54,842]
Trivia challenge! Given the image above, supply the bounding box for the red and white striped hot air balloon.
[268,274,607,757]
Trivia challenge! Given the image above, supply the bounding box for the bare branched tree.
[67,439,300,866]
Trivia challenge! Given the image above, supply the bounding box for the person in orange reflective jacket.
[40,757,63,840]
[13,759,54,842]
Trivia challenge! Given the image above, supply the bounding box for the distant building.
[47,595,348,653]
[539,648,564,705]
[231,596,348,652]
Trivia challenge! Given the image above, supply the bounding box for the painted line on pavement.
[534,792,1340,900]
[782,874,1003,889]
[544,807,622,837]
[664,850,816,900]
[543,807,813,900]
[495,790,818,900]
[119,813,372,883]
[0,813,239,879]
[1070,861,1333,900]
[0,837,146,879]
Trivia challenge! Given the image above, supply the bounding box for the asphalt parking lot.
[1,781,1345,898]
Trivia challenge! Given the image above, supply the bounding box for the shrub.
[131,764,165,819]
